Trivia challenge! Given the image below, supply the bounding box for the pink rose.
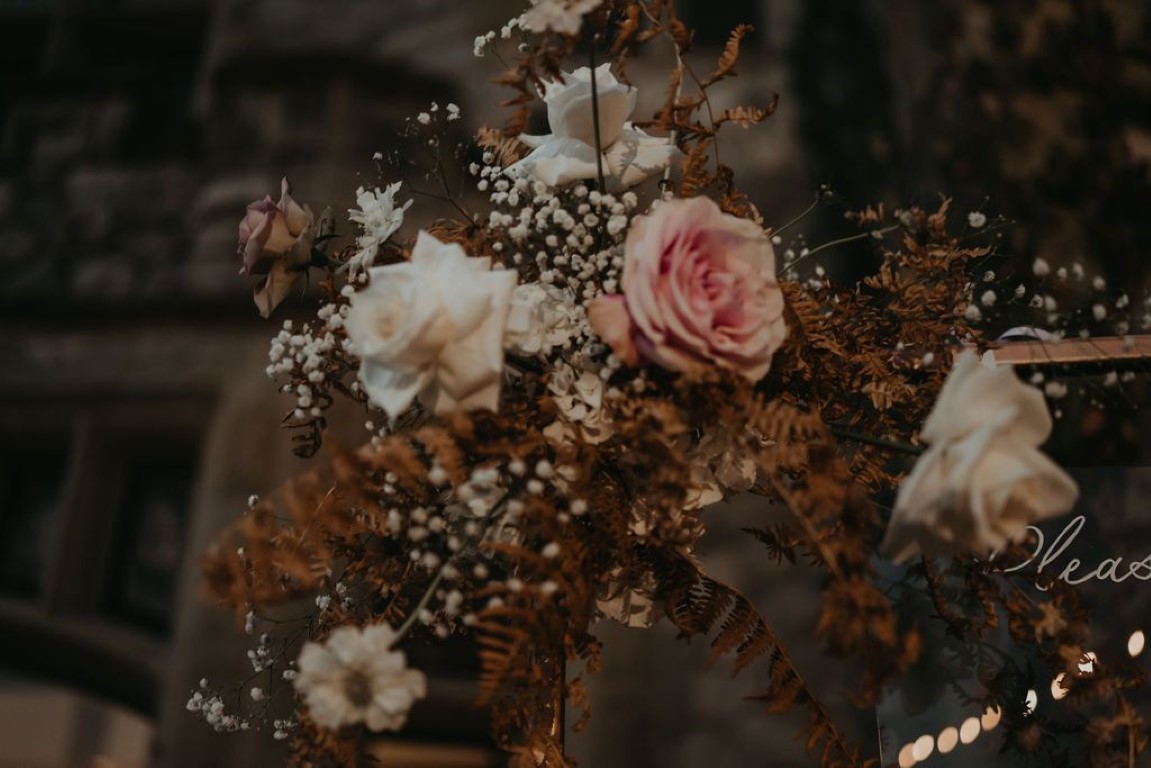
[588,197,786,381]
[238,177,316,317]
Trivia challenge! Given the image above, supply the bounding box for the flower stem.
[778,224,900,277]
[829,427,923,456]
[771,193,823,238]
[394,566,447,642]
[392,491,512,644]
[587,31,607,192]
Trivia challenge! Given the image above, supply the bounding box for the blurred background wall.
[0,0,1147,766]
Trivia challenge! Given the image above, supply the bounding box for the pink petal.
[587,295,640,366]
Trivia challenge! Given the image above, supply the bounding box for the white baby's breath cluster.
[476,153,639,292]
[467,149,646,449]
[347,457,581,643]
[474,15,522,57]
[266,318,344,419]
[186,679,251,733]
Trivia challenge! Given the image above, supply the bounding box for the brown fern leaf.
[679,137,714,198]
[715,98,779,129]
[701,24,753,87]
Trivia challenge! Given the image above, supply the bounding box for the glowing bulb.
[898,743,917,768]
[1077,651,1097,675]
[981,706,1002,731]
[1024,689,1038,715]
[1051,673,1069,701]
[912,734,935,762]
[960,717,981,744]
[937,726,959,754]
[1128,631,1145,658]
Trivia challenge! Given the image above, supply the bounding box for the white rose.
[507,64,677,187]
[346,231,517,419]
[881,351,1079,563]
[520,0,604,36]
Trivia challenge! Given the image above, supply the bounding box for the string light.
[937,726,959,754]
[911,734,935,762]
[981,706,1002,731]
[960,717,981,744]
[896,705,1005,764]
[1128,631,1145,658]
[1051,673,1069,701]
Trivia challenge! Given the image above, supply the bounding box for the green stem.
[587,32,606,192]
[394,567,448,642]
[392,491,512,644]
[829,427,923,456]
[771,193,822,238]
[779,224,900,277]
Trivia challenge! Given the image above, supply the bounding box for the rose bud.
[237,177,317,317]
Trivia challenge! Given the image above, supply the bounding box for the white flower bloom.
[596,566,662,628]
[294,624,427,732]
[881,352,1078,563]
[543,361,613,445]
[520,0,603,35]
[967,211,987,228]
[682,425,758,510]
[346,231,518,419]
[507,64,677,188]
[346,183,412,273]
[505,282,583,357]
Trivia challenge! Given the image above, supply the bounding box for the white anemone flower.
[294,623,427,732]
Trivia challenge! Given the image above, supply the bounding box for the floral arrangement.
[195,1,1150,766]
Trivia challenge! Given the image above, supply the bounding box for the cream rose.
[520,0,604,36]
[507,64,677,187]
[881,351,1079,563]
[238,177,317,317]
[588,196,787,381]
[346,232,518,419]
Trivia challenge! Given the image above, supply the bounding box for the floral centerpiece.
[193,1,1149,766]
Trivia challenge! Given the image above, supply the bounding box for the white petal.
[921,351,1051,446]
[506,137,601,186]
[360,360,433,419]
[604,126,678,187]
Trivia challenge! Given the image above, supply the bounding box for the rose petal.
[360,359,434,420]
[506,137,602,186]
[604,126,679,187]
[252,260,301,318]
[587,295,640,365]
[278,177,312,236]
[921,351,1052,446]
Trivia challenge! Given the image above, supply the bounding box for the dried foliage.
[201,2,1148,766]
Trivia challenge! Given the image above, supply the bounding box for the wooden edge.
[974,336,1151,367]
